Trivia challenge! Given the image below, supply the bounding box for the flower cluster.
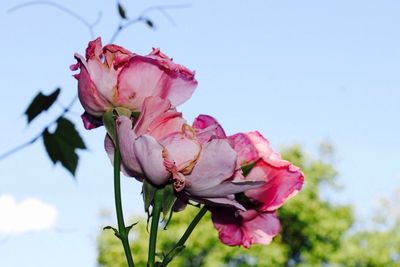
[72,38,304,248]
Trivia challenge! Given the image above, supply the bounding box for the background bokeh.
[0,0,399,266]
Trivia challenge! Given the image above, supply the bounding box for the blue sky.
[0,0,399,266]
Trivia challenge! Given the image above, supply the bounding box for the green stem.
[113,133,135,267]
[161,206,208,266]
[148,189,163,267]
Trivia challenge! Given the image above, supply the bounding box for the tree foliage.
[97,145,399,266]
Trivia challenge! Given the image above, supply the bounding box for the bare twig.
[108,4,190,43]
[8,1,102,39]
[1,1,190,162]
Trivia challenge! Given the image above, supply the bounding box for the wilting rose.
[207,128,304,248]
[104,96,190,184]
[71,38,197,129]
[105,97,262,209]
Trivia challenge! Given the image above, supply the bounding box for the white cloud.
[0,194,58,234]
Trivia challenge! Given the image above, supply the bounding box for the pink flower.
[105,97,263,209]
[229,132,304,212]
[192,116,304,248]
[104,96,190,185]
[71,38,198,129]
[211,208,280,249]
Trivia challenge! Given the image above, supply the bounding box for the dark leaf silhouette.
[43,117,86,176]
[25,88,61,123]
[145,18,155,28]
[117,2,127,19]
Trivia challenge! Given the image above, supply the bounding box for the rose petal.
[81,112,103,130]
[134,97,185,140]
[117,53,197,110]
[104,134,140,179]
[185,139,236,194]
[132,135,170,186]
[229,133,259,166]
[192,114,227,143]
[240,211,280,248]
[245,161,304,211]
[115,116,143,178]
[161,133,201,173]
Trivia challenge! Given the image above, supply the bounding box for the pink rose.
[105,97,262,209]
[71,38,197,129]
[207,129,304,248]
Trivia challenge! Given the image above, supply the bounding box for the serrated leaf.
[56,118,86,149]
[25,88,61,123]
[117,2,127,19]
[42,117,86,176]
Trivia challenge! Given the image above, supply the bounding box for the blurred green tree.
[97,145,399,266]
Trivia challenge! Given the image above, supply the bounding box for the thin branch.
[1,2,191,162]
[141,4,190,25]
[0,95,78,161]
[108,4,190,44]
[7,1,102,39]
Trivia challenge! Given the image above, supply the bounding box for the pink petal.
[211,208,243,246]
[74,56,111,116]
[81,112,103,130]
[132,135,170,186]
[134,97,185,140]
[148,112,186,141]
[229,133,259,166]
[246,131,291,168]
[191,179,264,198]
[211,208,281,248]
[104,134,140,179]
[85,37,102,59]
[240,211,281,248]
[203,197,246,210]
[185,139,237,194]
[116,53,197,110]
[192,115,227,143]
[85,55,119,104]
[161,133,201,173]
[115,116,143,178]
[245,161,304,211]
[103,44,134,69]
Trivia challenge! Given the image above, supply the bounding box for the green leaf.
[142,180,157,212]
[56,118,86,149]
[117,2,127,19]
[42,117,86,176]
[161,184,177,220]
[241,162,255,177]
[103,109,117,143]
[25,88,61,123]
[102,107,132,144]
